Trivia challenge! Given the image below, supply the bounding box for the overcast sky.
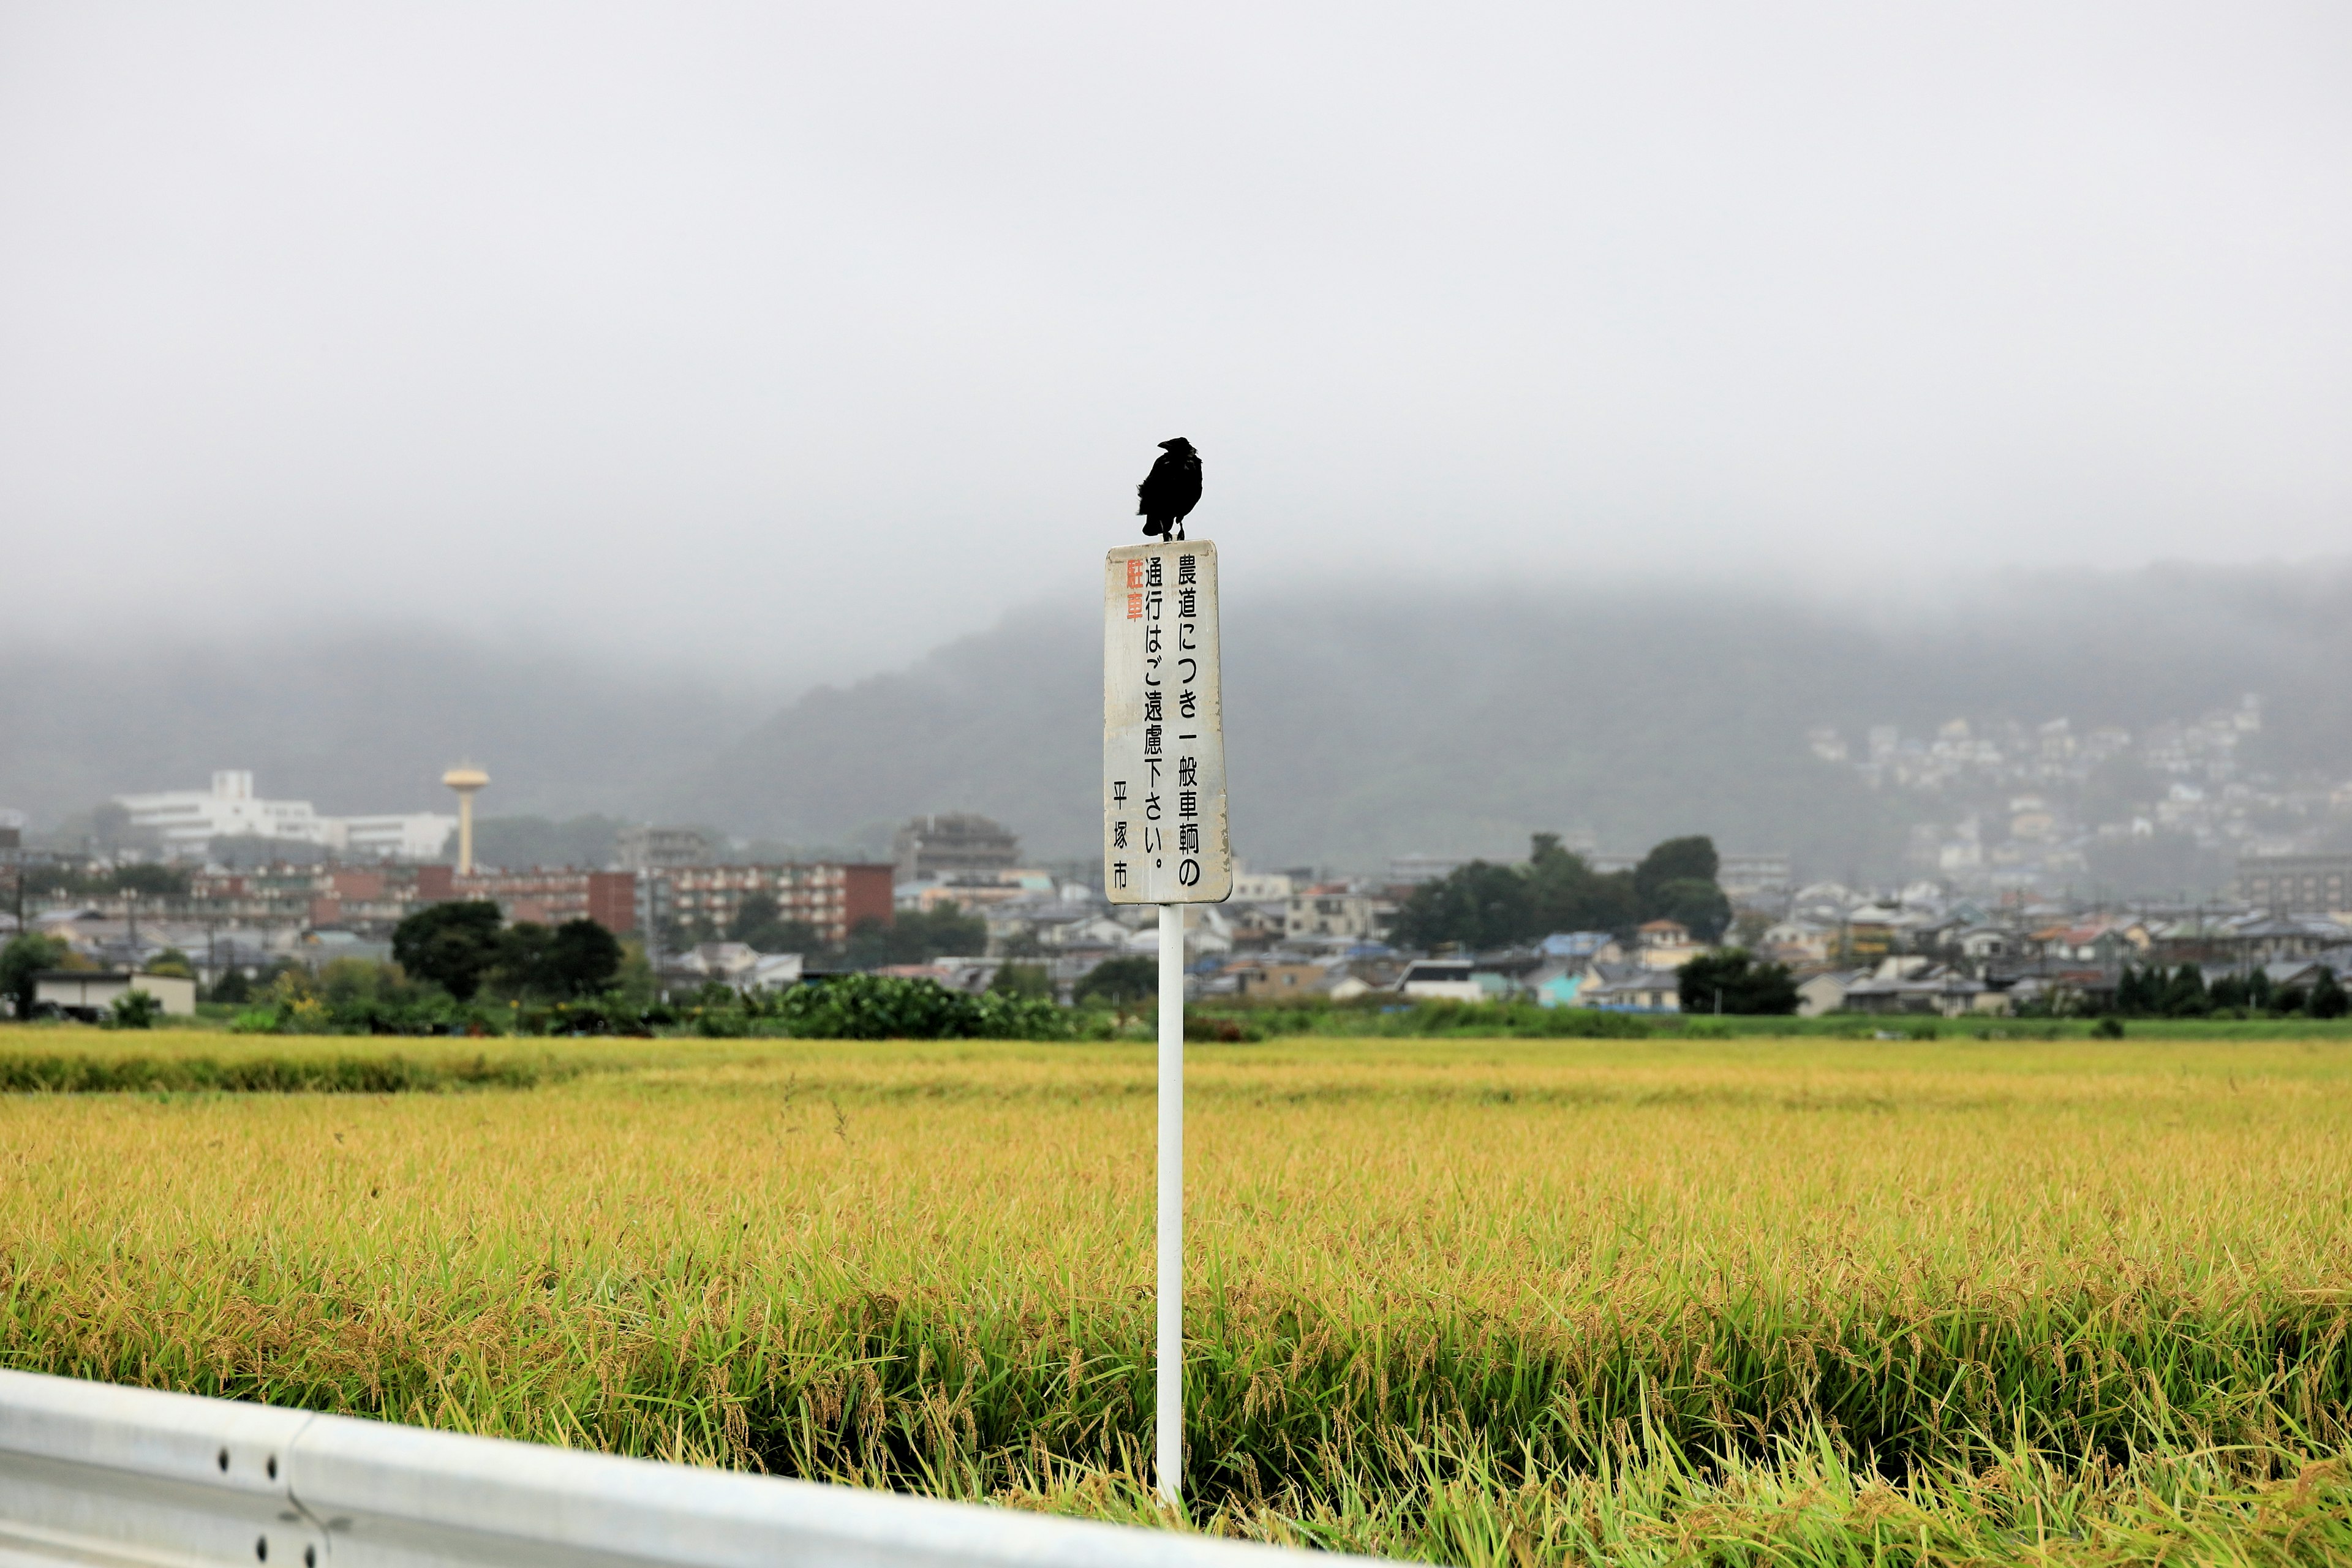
[2,2,2346,681]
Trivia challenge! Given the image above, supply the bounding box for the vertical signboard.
[1103,540,1232,905]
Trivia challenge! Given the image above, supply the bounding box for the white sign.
[1103,540,1231,904]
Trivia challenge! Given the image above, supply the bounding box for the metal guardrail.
[0,1368,1379,1567]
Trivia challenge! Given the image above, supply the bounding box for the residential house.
[1227,959,1333,999]
[1228,865,1295,901]
[1396,960,1482,1002]
[1839,958,2006,1017]
[1526,959,1599,1008]
[661,941,763,989]
[2028,921,2145,968]
[1838,903,1942,959]
[1794,967,1864,1017]
[1123,907,1235,960]
[1760,919,1832,964]
[1635,919,1704,969]
[1039,915,1132,954]
[2222,914,2348,965]
[1537,931,1623,963]
[1955,927,2012,963]
[1578,965,1683,1012]
[1284,886,1387,942]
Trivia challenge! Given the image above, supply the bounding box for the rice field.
[3,1027,2350,1564]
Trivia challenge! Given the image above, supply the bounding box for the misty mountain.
[666,592,1915,875]
[11,562,2351,888]
[0,632,766,832]
[672,561,2352,879]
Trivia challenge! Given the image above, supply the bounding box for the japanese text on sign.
[1104,540,1230,904]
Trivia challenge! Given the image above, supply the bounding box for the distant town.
[5,750,2350,1027]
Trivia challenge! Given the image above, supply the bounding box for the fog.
[3,3,2347,682]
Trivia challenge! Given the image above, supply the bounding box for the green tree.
[1075,956,1156,1016]
[1393,832,1733,952]
[2160,963,2210,1018]
[492,921,630,999]
[391,901,504,1001]
[1675,948,1800,1015]
[541,918,623,997]
[989,962,1053,1000]
[843,903,988,969]
[315,956,424,1011]
[493,922,552,996]
[2247,967,2275,1011]
[728,894,827,955]
[2116,963,2160,1016]
[146,947,195,978]
[2311,967,2348,1020]
[20,863,92,899]
[662,914,720,952]
[607,940,658,1007]
[1391,860,1534,951]
[209,968,253,1006]
[107,863,191,898]
[1651,876,1733,943]
[1634,836,1719,914]
[1525,834,1636,935]
[0,932,69,1020]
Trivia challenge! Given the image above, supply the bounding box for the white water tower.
[440,764,489,873]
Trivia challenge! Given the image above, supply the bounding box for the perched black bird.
[1136,437,1202,540]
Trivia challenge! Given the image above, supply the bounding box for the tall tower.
[441,764,489,875]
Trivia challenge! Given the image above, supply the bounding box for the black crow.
[1136,437,1202,540]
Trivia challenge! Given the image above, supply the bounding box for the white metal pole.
[1155,900,1184,1506]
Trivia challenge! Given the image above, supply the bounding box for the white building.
[118,771,325,848]
[1229,862,1295,901]
[1283,886,1387,941]
[114,771,454,861]
[34,970,198,1018]
[1387,854,1471,885]
[331,813,459,860]
[1396,959,1483,1003]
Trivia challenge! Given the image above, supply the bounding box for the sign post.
[1103,539,1231,1507]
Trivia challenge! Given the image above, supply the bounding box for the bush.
[2093,1016,2125,1039]
[1675,948,1800,1015]
[769,974,1071,1041]
[106,989,162,1030]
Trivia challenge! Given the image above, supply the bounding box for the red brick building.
[650,863,893,945]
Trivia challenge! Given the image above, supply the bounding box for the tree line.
[390,901,622,1001]
[2109,962,2346,1019]
[1390,834,1735,952]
